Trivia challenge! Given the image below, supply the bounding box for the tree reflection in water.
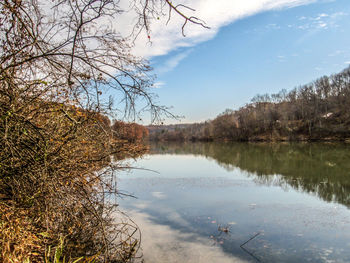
[150,142,350,208]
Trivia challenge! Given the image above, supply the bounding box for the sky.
[130,0,350,124]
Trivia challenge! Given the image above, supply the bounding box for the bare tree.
[1,0,209,120]
[0,1,208,262]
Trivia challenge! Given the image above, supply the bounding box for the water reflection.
[117,142,350,262]
[127,209,248,263]
[150,142,350,208]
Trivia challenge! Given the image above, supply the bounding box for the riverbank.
[0,102,148,262]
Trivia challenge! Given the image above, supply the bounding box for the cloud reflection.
[128,210,248,263]
[151,191,167,199]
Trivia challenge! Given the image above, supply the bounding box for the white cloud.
[345,61,350,65]
[126,0,317,58]
[157,49,193,74]
[36,0,318,75]
[153,81,166,89]
[330,12,347,19]
[277,55,287,62]
[295,11,348,32]
[318,13,329,17]
[314,13,329,20]
[266,23,281,30]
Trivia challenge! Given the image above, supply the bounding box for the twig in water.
[240,232,261,262]
[240,232,260,247]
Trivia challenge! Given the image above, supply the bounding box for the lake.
[117,142,350,263]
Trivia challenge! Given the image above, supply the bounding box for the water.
[117,142,350,263]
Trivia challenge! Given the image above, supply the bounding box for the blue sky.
[135,0,350,124]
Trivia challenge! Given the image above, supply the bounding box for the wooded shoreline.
[148,66,350,143]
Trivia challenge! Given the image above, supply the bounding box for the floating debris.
[218,225,230,233]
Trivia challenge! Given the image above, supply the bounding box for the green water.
[118,142,350,262]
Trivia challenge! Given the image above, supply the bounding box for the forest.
[149,66,350,142]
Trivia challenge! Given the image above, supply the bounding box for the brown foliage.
[0,204,43,263]
[0,98,147,262]
[112,121,149,143]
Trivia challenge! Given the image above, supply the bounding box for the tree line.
[149,66,350,142]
